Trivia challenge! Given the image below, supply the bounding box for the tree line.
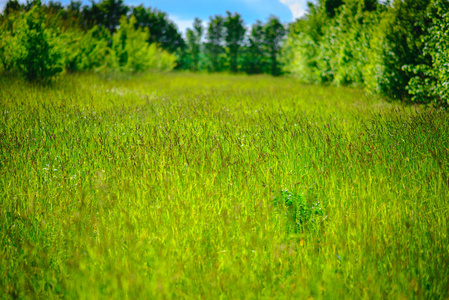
[0,0,287,80]
[285,0,449,106]
[0,0,180,82]
[1,0,448,106]
[179,14,286,75]
[2,0,185,52]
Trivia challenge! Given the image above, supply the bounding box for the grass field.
[1,72,448,298]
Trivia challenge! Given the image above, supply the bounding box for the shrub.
[406,0,449,106]
[274,189,324,233]
[282,4,329,83]
[11,5,63,83]
[284,0,448,106]
[0,16,17,73]
[379,0,433,101]
[62,26,110,72]
[103,15,176,74]
[0,9,176,79]
[284,0,381,87]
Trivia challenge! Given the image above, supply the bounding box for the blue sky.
[139,0,314,32]
[0,0,315,33]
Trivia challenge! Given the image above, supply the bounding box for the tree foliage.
[82,0,129,33]
[179,15,287,76]
[285,0,449,106]
[0,1,177,82]
[243,21,266,74]
[406,0,449,106]
[0,4,63,82]
[223,11,246,73]
[184,18,203,71]
[104,15,176,74]
[264,16,285,76]
[1,0,289,78]
[131,6,185,53]
[205,15,225,72]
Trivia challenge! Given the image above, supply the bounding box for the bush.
[284,0,448,106]
[62,26,110,72]
[103,15,176,74]
[284,0,381,87]
[3,5,63,83]
[378,0,433,101]
[282,4,329,83]
[0,16,17,73]
[274,189,324,233]
[0,8,176,80]
[324,1,370,86]
[406,0,449,106]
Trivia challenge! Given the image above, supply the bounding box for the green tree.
[319,0,376,18]
[243,20,266,74]
[284,0,385,86]
[82,0,129,33]
[185,18,203,71]
[131,5,185,53]
[105,15,176,74]
[56,0,86,30]
[321,0,379,86]
[406,0,449,105]
[62,25,110,72]
[11,4,63,82]
[205,15,225,72]
[67,0,82,13]
[2,0,23,16]
[322,0,344,18]
[223,11,246,73]
[373,0,433,100]
[263,16,286,76]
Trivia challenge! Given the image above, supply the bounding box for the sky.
[0,0,316,33]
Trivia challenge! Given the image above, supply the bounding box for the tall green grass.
[1,72,448,298]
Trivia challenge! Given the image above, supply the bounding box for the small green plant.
[274,189,324,233]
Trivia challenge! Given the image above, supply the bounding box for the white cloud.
[279,0,309,20]
[170,15,195,35]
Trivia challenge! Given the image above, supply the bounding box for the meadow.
[0,72,448,298]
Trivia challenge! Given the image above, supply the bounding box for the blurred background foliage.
[0,0,448,106]
[284,0,449,106]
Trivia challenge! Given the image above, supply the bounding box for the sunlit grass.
[1,72,448,298]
